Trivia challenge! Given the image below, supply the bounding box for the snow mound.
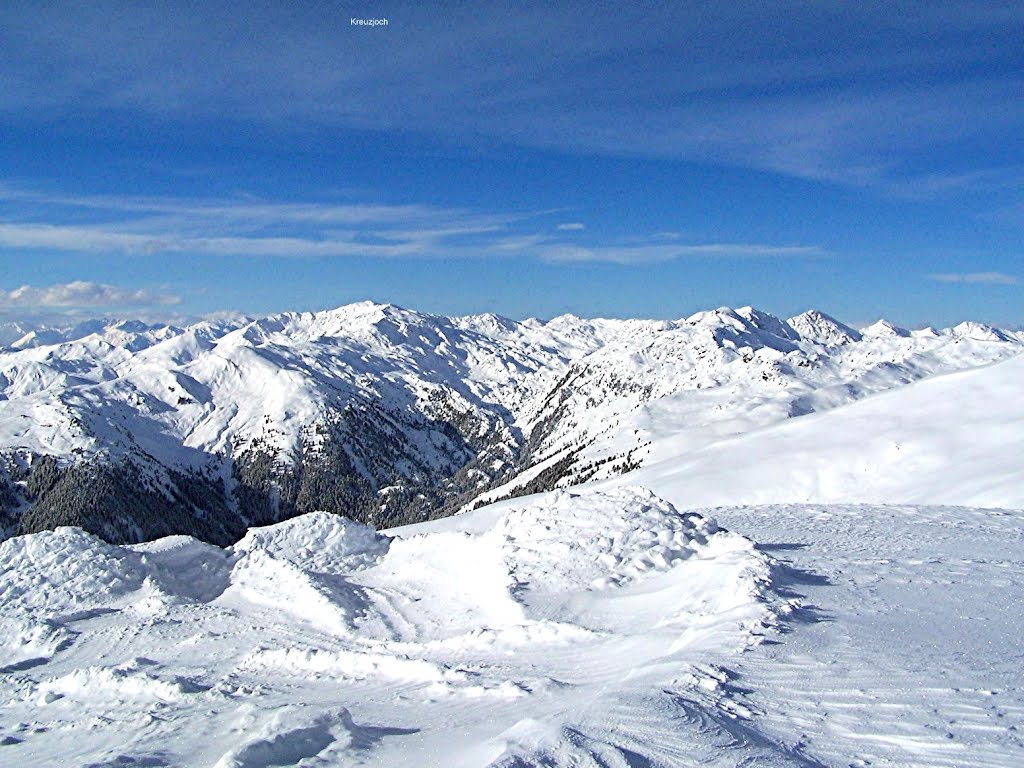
[213,706,357,768]
[221,513,393,635]
[240,646,465,685]
[0,616,76,672]
[132,535,233,603]
[0,485,780,766]
[222,546,372,635]
[495,487,720,590]
[35,660,207,706]
[0,526,239,621]
[0,527,149,617]
[358,528,528,642]
[231,511,391,573]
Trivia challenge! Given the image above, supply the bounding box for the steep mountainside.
[0,301,1020,543]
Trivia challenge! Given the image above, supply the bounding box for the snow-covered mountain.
[0,318,190,351]
[0,300,1020,544]
[3,301,1024,766]
[0,321,36,348]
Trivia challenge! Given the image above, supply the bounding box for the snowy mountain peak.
[733,306,800,340]
[682,306,798,353]
[8,318,183,352]
[860,319,911,338]
[950,321,1014,342]
[10,329,59,349]
[787,309,862,346]
[454,311,521,338]
[321,300,427,326]
[229,301,450,347]
[686,306,787,332]
[0,321,33,348]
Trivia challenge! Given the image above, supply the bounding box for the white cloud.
[0,281,181,308]
[540,243,823,265]
[928,272,1019,285]
[0,221,489,259]
[0,192,530,260]
[0,189,824,266]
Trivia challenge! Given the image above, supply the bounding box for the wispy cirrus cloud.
[0,281,181,308]
[0,187,822,265]
[928,272,1019,285]
[540,243,823,265]
[1,2,1020,191]
[0,222,428,259]
[0,189,527,259]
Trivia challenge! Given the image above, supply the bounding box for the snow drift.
[0,487,776,767]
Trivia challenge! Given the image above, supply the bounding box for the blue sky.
[1,1,1022,327]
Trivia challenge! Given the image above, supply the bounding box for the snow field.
[700,503,1024,768]
[610,347,1024,510]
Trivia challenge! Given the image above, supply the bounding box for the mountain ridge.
[1,301,1020,544]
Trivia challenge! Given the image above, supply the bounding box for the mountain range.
[2,301,1020,545]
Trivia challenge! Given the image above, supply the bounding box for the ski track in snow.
[704,503,1024,768]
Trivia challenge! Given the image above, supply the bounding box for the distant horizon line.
[2,298,1022,338]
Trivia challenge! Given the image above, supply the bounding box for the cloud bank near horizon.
[0,281,181,310]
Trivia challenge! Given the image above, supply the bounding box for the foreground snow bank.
[232,510,390,572]
[0,487,776,767]
[495,487,722,590]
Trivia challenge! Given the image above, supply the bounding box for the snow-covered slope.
[1,300,1021,544]
[466,305,1023,507]
[597,347,1024,510]
[0,321,35,348]
[707,502,1024,768]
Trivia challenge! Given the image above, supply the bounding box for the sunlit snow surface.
[0,488,784,766]
[3,492,1022,766]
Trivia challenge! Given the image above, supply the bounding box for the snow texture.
[0,488,778,766]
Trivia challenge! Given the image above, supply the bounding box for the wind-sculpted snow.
[496,487,720,591]
[699,503,1024,768]
[0,527,151,615]
[0,487,783,767]
[231,510,390,573]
